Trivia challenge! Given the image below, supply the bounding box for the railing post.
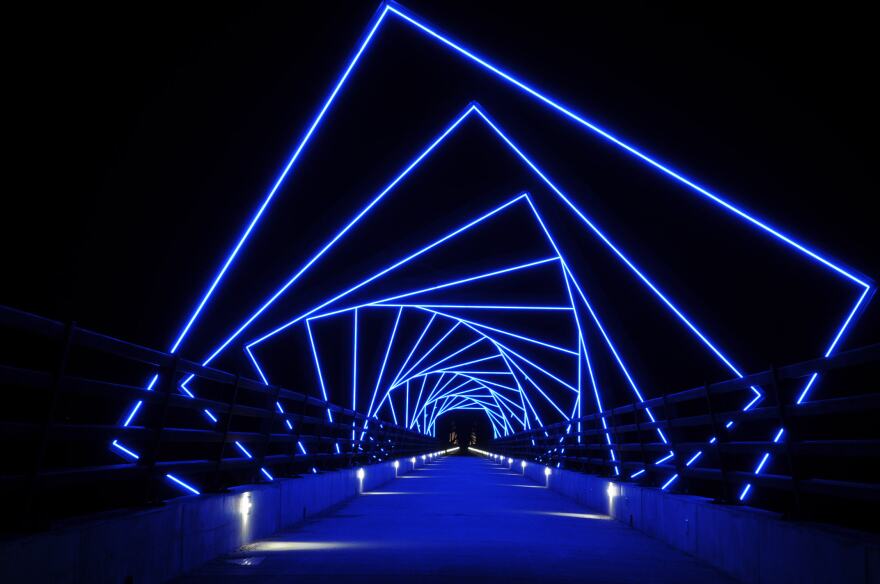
[769,364,802,517]
[144,355,180,504]
[24,320,75,529]
[609,406,620,477]
[662,394,685,491]
[290,393,308,473]
[211,374,241,491]
[703,380,732,503]
[599,410,611,474]
[254,382,282,482]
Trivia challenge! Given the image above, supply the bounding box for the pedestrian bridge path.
[180,454,734,583]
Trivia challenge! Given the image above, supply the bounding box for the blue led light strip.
[132,1,871,495]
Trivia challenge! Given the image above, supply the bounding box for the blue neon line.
[476,381,525,429]
[247,192,528,347]
[409,374,429,429]
[393,313,436,388]
[432,353,500,373]
[310,297,577,359]
[111,440,140,460]
[480,383,525,415]
[365,306,404,419]
[685,451,703,466]
[123,400,142,427]
[397,337,486,384]
[472,107,751,383]
[169,4,393,356]
[578,333,619,472]
[755,452,770,474]
[480,332,578,394]
[446,370,511,375]
[306,320,335,422]
[386,389,399,425]
[415,377,470,417]
[478,328,545,428]
[386,4,870,289]
[411,378,471,422]
[655,452,675,465]
[378,303,573,311]
[261,467,275,481]
[798,285,872,404]
[245,345,269,384]
[395,321,461,383]
[560,263,669,444]
[443,312,578,356]
[462,374,521,393]
[413,306,579,398]
[661,474,679,490]
[415,308,574,420]
[352,309,358,414]
[166,473,200,495]
[501,348,569,418]
[177,104,481,394]
[235,441,253,458]
[153,0,871,493]
[350,256,560,310]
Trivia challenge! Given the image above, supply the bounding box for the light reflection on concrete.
[525,510,611,520]
[363,491,421,495]
[242,541,368,552]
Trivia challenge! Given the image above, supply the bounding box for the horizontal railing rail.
[0,305,439,530]
[490,340,880,525]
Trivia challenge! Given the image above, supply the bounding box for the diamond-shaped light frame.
[111,2,873,501]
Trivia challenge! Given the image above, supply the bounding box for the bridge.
[2,2,879,582]
[1,305,878,582]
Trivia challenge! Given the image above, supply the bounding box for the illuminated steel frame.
[111,2,872,499]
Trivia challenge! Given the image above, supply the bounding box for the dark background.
[4,1,877,431]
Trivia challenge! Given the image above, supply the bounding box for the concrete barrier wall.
[0,456,428,583]
[486,454,879,584]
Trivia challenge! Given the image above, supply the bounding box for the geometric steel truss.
[112,3,873,501]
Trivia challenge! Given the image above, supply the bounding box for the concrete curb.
[481,453,879,584]
[0,456,430,583]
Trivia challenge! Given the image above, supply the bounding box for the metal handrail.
[490,341,880,520]
[0,304,439,529]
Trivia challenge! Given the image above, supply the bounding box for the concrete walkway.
[179,455,737,583]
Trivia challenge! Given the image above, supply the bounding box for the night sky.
[5,1,877,412]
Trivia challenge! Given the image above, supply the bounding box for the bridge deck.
[179,455,735,583]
